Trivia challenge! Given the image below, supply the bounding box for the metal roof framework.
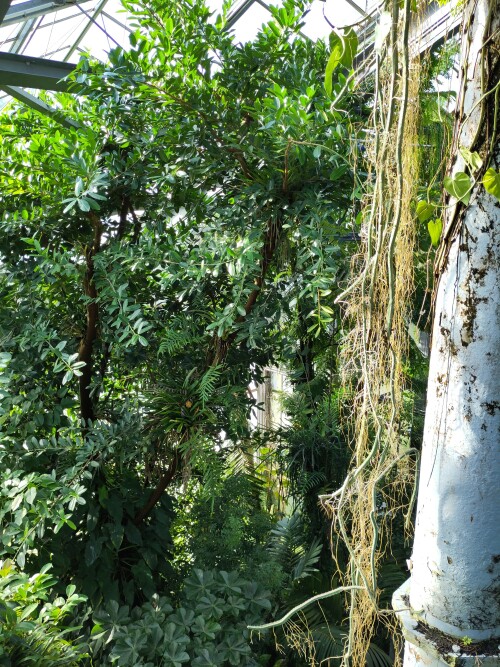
[0,0,460,124]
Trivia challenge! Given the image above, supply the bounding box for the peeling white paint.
[408,153,500,642]
[395,0,500,662]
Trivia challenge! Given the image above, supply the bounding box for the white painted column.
[394,0,500,663]
[408,171,500,639]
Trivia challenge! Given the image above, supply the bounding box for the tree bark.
[394,1,500,662]
[78,213,102,425]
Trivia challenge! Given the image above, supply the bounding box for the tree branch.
[133,451,180,525]
[209,212,284,365]
[78,212,102,426]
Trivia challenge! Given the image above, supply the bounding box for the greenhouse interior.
[0,0,498,664]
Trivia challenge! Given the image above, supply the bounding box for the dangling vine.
[328,0,423,663]
[250,1,426,664]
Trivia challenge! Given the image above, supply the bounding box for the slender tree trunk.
[78,213,102,425]
[394,1,500,663]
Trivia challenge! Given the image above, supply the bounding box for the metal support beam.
[101,9,132,34]
[343,0,367,17]
[1,0,92,27]
[0,51,75,89]
[1,85,80,127]
[226,0,270,29]
[64,0,109,61]
[10,18,38,54]
[0,0,13,24]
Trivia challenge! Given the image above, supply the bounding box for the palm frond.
[292,537,322,581]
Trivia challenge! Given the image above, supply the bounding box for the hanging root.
[251,2,425,665]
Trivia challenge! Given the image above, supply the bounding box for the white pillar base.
[393,580,500,667]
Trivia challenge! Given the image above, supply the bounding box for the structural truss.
[0,0,460,123]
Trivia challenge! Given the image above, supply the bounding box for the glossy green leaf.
[77,198,91,212]
[427,218,443,247]
[324,32,344,97]
[416,201,435,223]
[483,167,500,200]
[341,28,358,69]
[324,28,358,97]
[459,147,483,172]
[443,171,472,204]
[109,524,124,550]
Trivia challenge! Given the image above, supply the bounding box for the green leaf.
[483,167,500,200]
[75,176,85,197]
[324,33,344,97]
[62,198,77,213]
[25,486,37,505]
[341,28,358,69]
[109,524,124,550]
[85,538,102,566]
[62,370,73,385]
[443,172,472,204]
[427,218,443,247]
[325,28,358,96]
[459,147,483,172]
[329,164,348,181]
[77,198,91,212]
[125,522,143,546]
[416,201,435,223]
[19,602,39,621]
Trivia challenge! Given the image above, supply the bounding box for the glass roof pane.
[0,23,19,49]
[282,0,369,42]
[20,11,87,57]
[38,9,85,28]
[229,2,272,43]
[0,0,386,112]
[75,14,130,61]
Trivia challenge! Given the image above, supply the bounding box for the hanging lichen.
[250,1,426,664]
[328,6,422,660]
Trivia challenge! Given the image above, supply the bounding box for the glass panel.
[302,0,368,41]
[229,2,271,43]
[20,13,87,57]
[38,9,86,28]
[0,23,19,49]
[75,15,129,61]
[103,0,135,32]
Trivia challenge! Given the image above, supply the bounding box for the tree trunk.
[394,1,500,663]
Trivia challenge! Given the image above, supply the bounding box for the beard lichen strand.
[334,2,422,666]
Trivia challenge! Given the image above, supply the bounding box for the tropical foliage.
[0,0,457,664]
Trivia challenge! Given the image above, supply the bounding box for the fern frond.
[198,365,222,405]
[159,329,190,356]
[296,470,327,494]
[159,314,200,356]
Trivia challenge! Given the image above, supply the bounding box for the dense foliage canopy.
[0,0,462,664]
[0,0,372,664]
